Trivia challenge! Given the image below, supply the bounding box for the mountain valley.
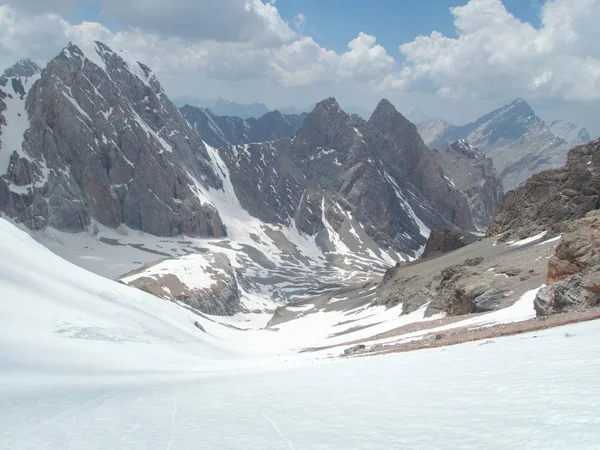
[1,37,599,449]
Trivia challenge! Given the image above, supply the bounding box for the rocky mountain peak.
[368,98,417,139]
[2,58,41,78]
[314,97,343,117]
[371,98,398,117]
[1,40,224,236]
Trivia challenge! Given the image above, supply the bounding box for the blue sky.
[67,0,543,56]
[277,0,543,53]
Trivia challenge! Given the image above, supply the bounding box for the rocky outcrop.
[0,42,225,237]
[417,99,591,190]
[121,252,242,316]
[421,228,479,258]
[181,104,306,148]
[488,139,600,240]
[534,211,600,316]
[432,139,504,230]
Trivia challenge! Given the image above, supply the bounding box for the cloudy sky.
[1,0,598,134]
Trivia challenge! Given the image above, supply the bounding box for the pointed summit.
[314,97,342,115]
[368,98,417,138]
[2,58,41,78]
[504,97,535,116]
[372,98,398,117]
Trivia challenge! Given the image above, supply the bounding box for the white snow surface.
[2,217,600,449]
[509,231,548,247]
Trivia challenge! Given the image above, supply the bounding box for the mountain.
[487,138,600,318]
[487,139,600,240]
[207,97,484,260]
[417,99,592,190]
[210,98,270,119]
[0,42,503,317]
[548,120,591,145]
[0,59,42,179]
[2,58,41,78]
[431,139,503,231]
[0,41,225,237]
[180,105,306,148]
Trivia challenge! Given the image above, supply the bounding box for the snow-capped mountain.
[180,104,306,148]
[547,120,591,145]
[0,42,224,236]
[207,97,480,259]
[417,98,592,190]
[0,41,503,317]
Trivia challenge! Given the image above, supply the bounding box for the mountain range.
[416,98,592,190]
[0,41,506,316]
[180,104,306,148]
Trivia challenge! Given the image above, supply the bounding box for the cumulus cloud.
[386,0,600,101]
[339,32,395,83]
[0,3,397,91]
[101,0,295,45]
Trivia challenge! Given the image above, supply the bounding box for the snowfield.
[1,217,600,449]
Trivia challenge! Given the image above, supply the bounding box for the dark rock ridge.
[181,104,306,148]
[432,139,504,230]
[421,227,479,259]
[488,139,600,240]
[535,211,600,316]
[208,97,270,119]
[213,97,482,257]
[417,98,591,190]
[2,58,41,78]
[0,41,225,237]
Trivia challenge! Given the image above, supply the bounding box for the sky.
[0,0,598,134]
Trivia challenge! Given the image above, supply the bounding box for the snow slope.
[2,217,600,448]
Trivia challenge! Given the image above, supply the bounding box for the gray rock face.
[421,227,479,259]
[213,98,482,257]
[418,99,591,190]
[2,59,41,78]
[181,104,305,148]
[0,42,225,237]
[488,139,600,240]
[432,139,504,230]
[534,210,600,316]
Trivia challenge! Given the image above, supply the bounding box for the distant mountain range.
[180,105,306,148]
[174,96,308,119]
[415,98,592,190]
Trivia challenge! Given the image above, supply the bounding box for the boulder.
[534,210,600,316]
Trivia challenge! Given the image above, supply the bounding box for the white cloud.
[293,12,306,32]
[0,3,397,92]
[386,0,600,101]
[339,32,395,83]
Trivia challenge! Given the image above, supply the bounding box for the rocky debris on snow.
[422,227,479,258]
[121,252,242,315]
[534,210,600,316]
[488,139,600,241]
[343,344,366,356]
[371,233,556,317]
